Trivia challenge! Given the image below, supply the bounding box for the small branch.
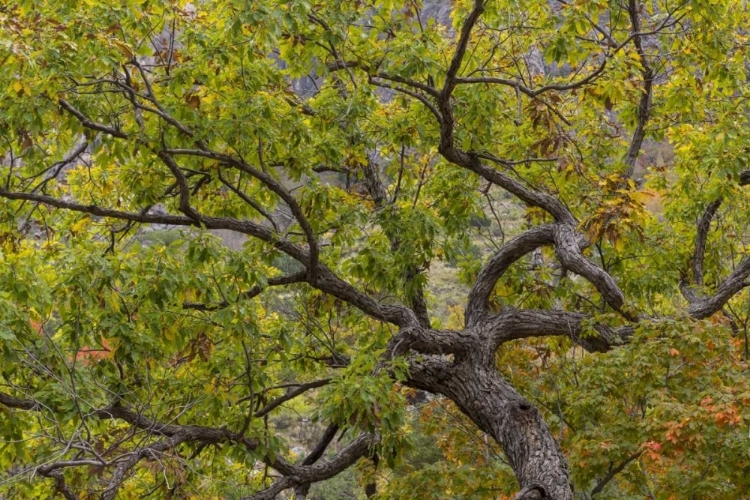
[165,148,320,281]
[369,76,442,121]
[58,99,128,139]
[454,56,607,98]
[590,451,642,496]
[101,436,185,500]
[36,460,105,473]
[30,141,89,194]
[129,59,197,139]
[375,72,439,98]
[183,272,308,311]
[217,168,279,231]
[252,379,332,418]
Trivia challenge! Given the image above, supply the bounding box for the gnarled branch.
[467,224,556,325]
[553,225,634,320]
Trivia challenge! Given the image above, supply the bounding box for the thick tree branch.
[302,424,339,466]
[384,0,577,227]
[240,433,378,500]
[38,469,80,500]
[553,225,634,320]
[692,199,722,286]
[623,0,654,174]
[467,224,555,325]
[58,88,402,319]
[93,404,260,449]
[0,188,416,326]
[0,390,42,410]
[387,324,480,357]
[156,149,201,220]
[0,187,309,262]
[445,152,577,225]
[688,257,750,319]
[489,308,634,352]
[682,194,750,319]
[314,266,417,326]
[443,0,485,93]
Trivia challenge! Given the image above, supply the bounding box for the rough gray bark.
[407,356,572,500]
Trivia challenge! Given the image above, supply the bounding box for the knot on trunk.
[511,400,538,420]
[513,484,547,500]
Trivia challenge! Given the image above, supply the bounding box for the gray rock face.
[423,0,453,28]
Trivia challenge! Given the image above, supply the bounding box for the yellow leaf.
[164,322,179,341]
[613,236,624,252]
[70,217,89,234]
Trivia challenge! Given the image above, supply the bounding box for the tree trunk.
[407,355,573,500]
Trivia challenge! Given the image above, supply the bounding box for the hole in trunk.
[518,402,531,411]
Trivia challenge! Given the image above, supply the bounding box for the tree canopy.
[2,0,750,498]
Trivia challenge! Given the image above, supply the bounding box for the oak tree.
[1,0,750,498]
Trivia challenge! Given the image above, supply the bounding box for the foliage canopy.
[2,0,750,498]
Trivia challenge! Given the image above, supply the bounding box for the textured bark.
[407,356,573,500]
[692,199,722,286]
[467,225,556,325]
[687,257,750,318]
[552,225,633,320]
